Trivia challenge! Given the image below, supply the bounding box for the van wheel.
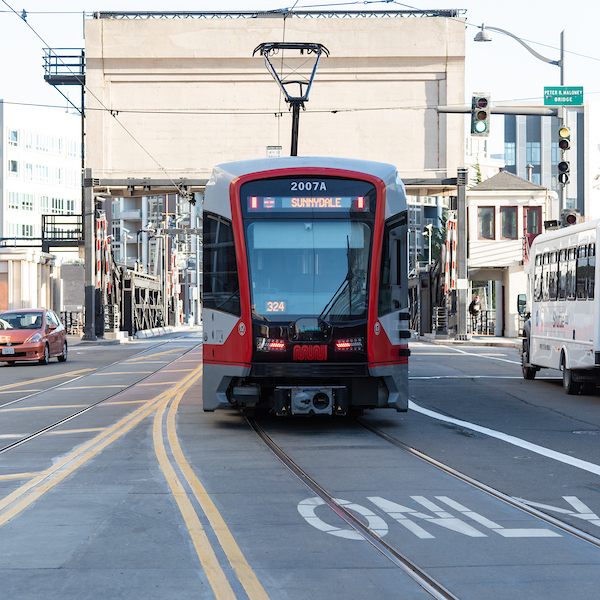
[522,339,536,380]
[562,356,581,395]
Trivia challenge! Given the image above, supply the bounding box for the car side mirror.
[517,294,527,315]
[48,323,57,331]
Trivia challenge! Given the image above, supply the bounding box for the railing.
[60,311,84,335]
[43,48,85,86]
[471,309,495,335]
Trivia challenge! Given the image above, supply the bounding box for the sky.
[1,0,599,154]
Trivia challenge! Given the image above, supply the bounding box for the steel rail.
[358,418,600,550]
[0,338,170,410]
[247,417,460,600]
[0,337,198,455]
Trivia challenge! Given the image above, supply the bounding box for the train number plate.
[2,347,15,355]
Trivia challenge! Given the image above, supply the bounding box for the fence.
[60,311,84,335]
[470,309,495,335]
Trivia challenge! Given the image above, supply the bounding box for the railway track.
[248,415,600,600]
[0,338,195,455]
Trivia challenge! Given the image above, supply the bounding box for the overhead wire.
[0,0,193,198]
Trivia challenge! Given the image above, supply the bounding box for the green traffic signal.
[471,94,491,137]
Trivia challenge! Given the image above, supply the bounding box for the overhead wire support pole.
[253,41,329,156]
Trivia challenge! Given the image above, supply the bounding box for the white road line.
[409,400,600,476]
[410,376,527,380]
[415,344,522,365]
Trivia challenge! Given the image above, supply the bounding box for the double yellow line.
[0,364,269,600]
[153,376,269,600]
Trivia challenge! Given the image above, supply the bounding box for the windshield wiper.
[319,236,353,320]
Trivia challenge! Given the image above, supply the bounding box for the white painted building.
[467,170,552,337]
[0,100,81,243]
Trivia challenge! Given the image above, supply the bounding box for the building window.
[67,140,80,159]
[500,207,517,239]
[21,194,34,211]
[67,169,80,188]
[532,173,541,185]
[551,141,559,166]
[408,206,421,226]
[8,192,20,210]
[526,142,541,165]
[504,142,516,166]
[525,207,541,236]
[478,207,495,240]
[8,129,18,146]
[8,159,18,178]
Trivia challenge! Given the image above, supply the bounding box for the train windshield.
[246,220,372,321]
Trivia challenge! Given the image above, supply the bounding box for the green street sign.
[544,86,584,106]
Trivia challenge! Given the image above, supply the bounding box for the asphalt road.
[0,334,599,600]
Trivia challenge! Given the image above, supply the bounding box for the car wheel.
[39,344,50,365]
[562,356,580,395]
[57,341,68,363]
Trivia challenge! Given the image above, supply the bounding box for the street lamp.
[474,25,564,85]
[474,24,567,210]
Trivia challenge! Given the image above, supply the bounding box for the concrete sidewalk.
[67,324,202,347]
[417,333,522,349]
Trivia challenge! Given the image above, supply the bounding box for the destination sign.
[247,195,368,212]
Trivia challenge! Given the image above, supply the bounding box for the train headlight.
[256,338,286,351]
[335,337,364,351]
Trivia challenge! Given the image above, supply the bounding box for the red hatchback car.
[0,309,67,366]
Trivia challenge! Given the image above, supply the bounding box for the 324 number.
[267,301,285,312]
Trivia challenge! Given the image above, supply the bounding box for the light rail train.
[202,157,409,415]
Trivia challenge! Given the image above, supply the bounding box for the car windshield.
[0,312,44,330]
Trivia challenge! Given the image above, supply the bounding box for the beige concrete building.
[84,10,465,190]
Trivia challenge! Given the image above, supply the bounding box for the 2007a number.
[290,181,327,191]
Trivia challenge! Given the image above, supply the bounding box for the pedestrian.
[469,295,481,333]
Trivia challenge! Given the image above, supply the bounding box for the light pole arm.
[482,26,560,68]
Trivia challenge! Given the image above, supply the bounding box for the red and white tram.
[202,157,409,416]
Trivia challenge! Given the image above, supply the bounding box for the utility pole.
[456,168,469,340]
[82,168,97,341]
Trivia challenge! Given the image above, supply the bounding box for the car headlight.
[26,333,42,343]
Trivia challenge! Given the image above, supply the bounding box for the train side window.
[534,253,542,302]
[567,247,577,300]
[576,245,588,300]
[558,249,567,300]
[202,212,241,316]
[378,214,405,316]
[588,243,595,299]
[542,252,549,301]
[549,251,558,301]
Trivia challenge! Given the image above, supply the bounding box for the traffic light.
[558,126,570,150]
[557,127,570,185]
[471,93,491,137]
[558,160,570,185]
[560,208,580,227]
